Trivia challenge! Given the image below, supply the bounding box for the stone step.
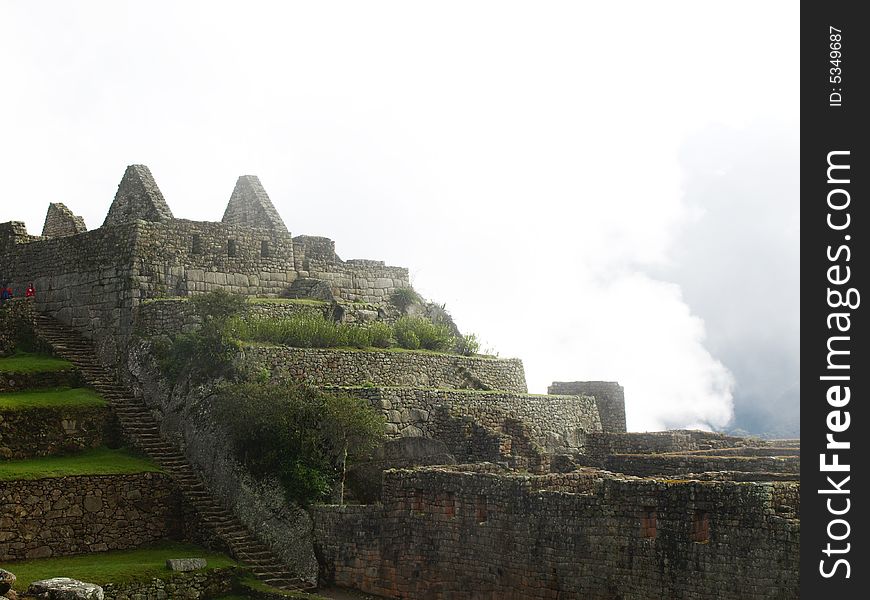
[32,313,302,592]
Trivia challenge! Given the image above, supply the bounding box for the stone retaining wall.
[102,566,238,600]
[584,430,766,457]
[343,387,600,453]
[587,453,801,477]
[242,346,527,393]
[0,369,81,393]
[0,473,184,561]
[0,405,119,460]
[312,467,799,600]
[548,381,626,433]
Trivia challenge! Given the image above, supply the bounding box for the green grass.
[0,387,106,411]
[0,351,73,373]
[0,447,161,481]
[6,542,236,591]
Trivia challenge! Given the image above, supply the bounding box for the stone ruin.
[0,165,800,599]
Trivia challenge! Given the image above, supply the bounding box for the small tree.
[214,381,385,505]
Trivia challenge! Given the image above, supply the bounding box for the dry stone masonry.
[243,346,528,392]
[0,472,184,561]
[313,466,799,600]
[41,203,87,238]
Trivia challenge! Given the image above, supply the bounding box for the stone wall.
[0,369,81,393]
[41,203,87,238]
[0,405,119,459]
[3,219,409,361]
[548,381,626,433]
[102,567,238,600]
[343,387,600,454]
[0,222,142,361]
[585,453,801,477]
[243,346,528,393]
[0,472,184,561]
[312,467,800,600]
[133,219,297,298]
[123,338,319,584]
[584,430,768,457]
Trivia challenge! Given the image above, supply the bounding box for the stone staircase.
[31,313,313,592]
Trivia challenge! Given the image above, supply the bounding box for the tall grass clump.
[393,316,454,351]
[229,314,349,348]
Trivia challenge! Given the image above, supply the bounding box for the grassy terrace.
[6,542,236,591]
[0,447,161,481]
[0,351,73,373]
[0,387,106,411]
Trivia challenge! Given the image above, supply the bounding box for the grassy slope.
[0,447,161,481]
[0,387,106,411]
[6,542,236,591]
[0,351,73,373]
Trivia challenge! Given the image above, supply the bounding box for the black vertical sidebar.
[802,2,868,597]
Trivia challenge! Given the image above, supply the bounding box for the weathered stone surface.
[166,558,207,572]
[27,578,103,600]
[0,404,119,460]
[548,381,626,433]
[0,473,183,562]
[222,175,287,233]
[103,164,173,227]
[123,338,319,584]
[242,346,528,393]
[41,203,87,238]
[101,567,236,600]
[0,567,15,595]
[313,467,800,600]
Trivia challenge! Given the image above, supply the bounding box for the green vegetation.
[392,316,453,351]
[388,287,422,313]
[454,332,481,356]
[229,314,393,350]
[155,289,249,382]
[0,351,73,373]
[6,542,235,591]
[155,290,492,382]
[0,447,161,481]
[0,387,106,411]
[231,313,467,354]
[215,381,385,505]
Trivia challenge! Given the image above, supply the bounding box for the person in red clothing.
[25,283,35,298]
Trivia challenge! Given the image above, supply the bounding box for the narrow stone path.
[32,313,313,592]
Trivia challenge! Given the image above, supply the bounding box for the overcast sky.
[0,1,799,434]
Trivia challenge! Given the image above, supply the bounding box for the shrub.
[214,381,385,505]
[366,321,393,348]
[190,289,248,322]
[157,290,246,382]
[454,333,481,356]
[393,316,454,351]
[389,287,422,313]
